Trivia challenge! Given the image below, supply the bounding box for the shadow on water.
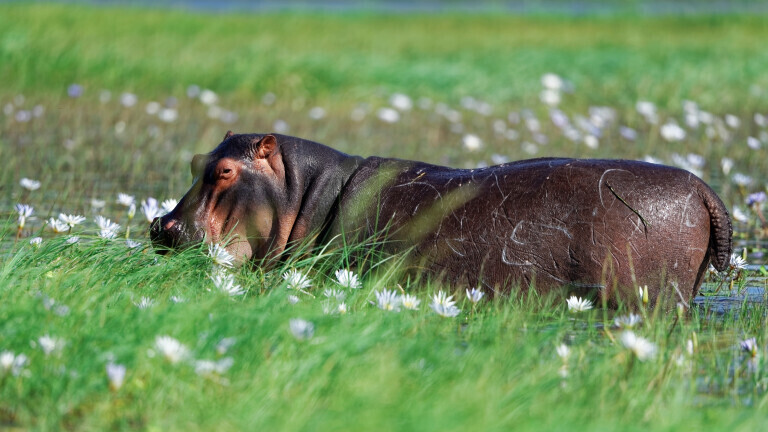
[694,285,766,316]
[694,260,767,316]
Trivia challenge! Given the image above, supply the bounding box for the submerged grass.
[2,4,768,431]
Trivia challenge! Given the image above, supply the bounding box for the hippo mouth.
[149,217,204,254]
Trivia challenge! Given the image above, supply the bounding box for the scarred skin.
[151,132,732,309]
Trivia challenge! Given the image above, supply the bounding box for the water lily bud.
[639,285,649,306]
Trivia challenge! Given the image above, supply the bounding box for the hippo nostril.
[164,220,176,230]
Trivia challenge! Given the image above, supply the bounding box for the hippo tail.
[701,185,733,271]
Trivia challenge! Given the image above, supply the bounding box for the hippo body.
[151,133,732,308]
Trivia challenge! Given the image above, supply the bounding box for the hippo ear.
[253,134,277,159]
[223,130,235,140]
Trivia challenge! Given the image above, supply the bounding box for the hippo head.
[150,131,291,264]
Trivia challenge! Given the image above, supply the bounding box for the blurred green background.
[2,2,768,209]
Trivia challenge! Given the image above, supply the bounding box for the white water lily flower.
[95,215,120,232]
[466,288,484,304]
[289,318,314,341]
[65,236,80,245]
[401,294,421,311]
[732,207,748,223]
[199,89,218,105]
[161,199,178,214]
[287,295,300,305]
[541,73,565,91]
[141,198,161,222]
[37,335,65,356]
[158,108,178,123]
[430,290,461,317]
[95,215,120,239]
[741,337,758,358]
[47,218,69,234]
[58,213,86,228]
[619,126,638,141]
[566,296,593,312]
[334,269,361,289]
[15,203,33,217]
[660,122,686,142]
[732,173,753,186]
[216,337,236,355]
[308,107,326,120]
[146,101,161,115]
[323,288,346,301]
[462,134,483,151]
[120,92,137,107]
[126,239,142,249]
[29,237,42,247]
[210,272,246,296]
[636,101,658,123]
[106,362,126,390]
[208,244,235,268]
[377,107,400,123]
[337,303,348,314]
[613,314,642,329]
[15,204,33,228]
[99,229,117,240]
[375,289,402,312]
[729,254,747,271]
[134,296,155,309]
[0,351,28,376]
[20,178,41,191]
[283,269,312,291]
[154,335,190,364]
[720,157,734,175]
[390,93,413,111]
[540,89,561,106]
[620,331,657,361]
[195,357,234,377]
[117,193,135,207]
[274,119,289,133]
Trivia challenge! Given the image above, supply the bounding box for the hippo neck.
[279,135,364,246]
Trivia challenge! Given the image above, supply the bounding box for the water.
[694,285,766,315]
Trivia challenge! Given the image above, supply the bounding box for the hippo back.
[330,157,731,307]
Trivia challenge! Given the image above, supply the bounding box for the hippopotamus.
[150,131,732,308]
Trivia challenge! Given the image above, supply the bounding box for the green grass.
[1,231,767,430]
[2,4,768,431]
[2,5,768,110]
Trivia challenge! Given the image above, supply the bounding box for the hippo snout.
[150,214,205,254]
[149,217,171,253]
[150,216,185,253]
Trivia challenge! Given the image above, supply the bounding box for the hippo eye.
[218,167,235,180]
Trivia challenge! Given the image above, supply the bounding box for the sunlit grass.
[2,224,768,429]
